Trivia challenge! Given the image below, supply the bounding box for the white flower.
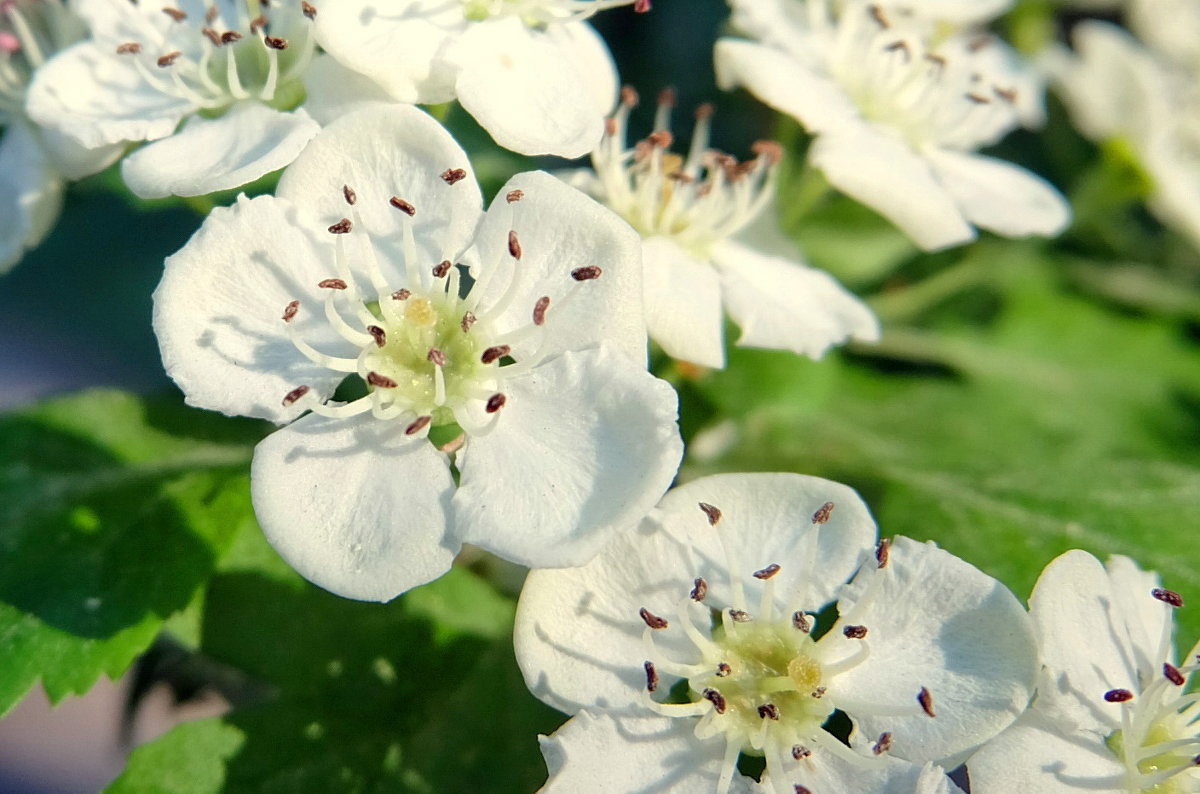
[152,104,683,601]
[0,0,122,272]
[968,550,1200,793]
[25,0,333,199]
[560,88,878,369]
[515,472,1037,792]
[715,0,1071,251]
[310,0,646,157]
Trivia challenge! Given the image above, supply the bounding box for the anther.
[202,28,220,46]
[432,260,452,278]
[392,289,411,301]
[729,609,751,623]
[328,218,352,234]
[876,538,890,568]
[571,266,603,281]
[117,42,141,54]
[792,746,811,761]
[318,278,348,289]
[644,661,658,692]
[157,51,182,67]
[1153,588,1185,608]
[367,325,386,347]
[302,1,316,18]
[633,0,650,12]
[206,5,219,23]
[1165,663,1186,686]
[843,625,868,639]
[698,502,722,525]
[485,394,506,413]
[506,189,524,203]
[162,7,186,21]
[925,53,947,67]
[264,36,288,50]
[885,40,910,61]
[716,662,731,677]
[751,140,783,165]
[965,93,991,105]
[1104,688,1135,703]
[869,4,889,27]
[795,787,811,794]
[753,563,781,580]
[793,611,811,633]
[221,31,242,44]
[604,117,618,136]
[481,345,511,365]
[389,197,416,216]
[758,703,780,721]
[507,230,522,260]
[367,372,397,389]
[873,732,893,755]
[695,103,714,121]
[532,296,550,326]
[249,15,268,32]
[282,300,300,322]
[282,385,310,406]
[639,607,669,630]
[968,35,992,52]
[994,86,1017,104]
[811,502,834,524]
[690,577,708,601]
[441,168,467,185]
[342,185,356,205]
[648,130,673,148]
[918,687,936,717]
[657,86,676,108]
[427,348,447,367]
[621,86,639,107]
[460,312,476,332]
[811,686,826,699]
[405,415,432,436]
[702,688,727,714]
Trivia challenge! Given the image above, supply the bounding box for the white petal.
[541,22,618,117]
[152,194,351,423]
[300,54,397,127]
[711,238,879,359]
[641,237,725,368]
[276,103,482,272]
[251,412,457,602]
[35,126,124,181]
[455,345,682,568]
[830,537,1037,765]
[122,104,321,199]
[514,472,878,714]
[450,18,606,157]
[714,39,860,135]
[0,122,63,274]
[967,711,1126,794]
[539,711,746,794]
[312,0,460,104]
[26,40,193,148]
[768,753,965,794]
[925,149,1071,239]
[471,171,647,365]
[809,123,975,251]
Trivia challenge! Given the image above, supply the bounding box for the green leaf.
[108,531,561,794]
[0,389,262,715]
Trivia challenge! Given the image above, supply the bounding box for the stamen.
[639,607,669,629]
[342,185,356,205]
[221,31,242,44]
[389,197,416,216]
[157,51,182,67]
[367,372,397,389]
[644,661,658,692]
[728,609,750,623]
[117,42,142,54]
[282,385,310,406]
[328,218,353,234]
[918,687,936,717]
[698,502,722,525]
[532,296,550,326]
[691,578,708,601]
[753,563,781,580]
[162,7,187,22]
[793,611,811,633]
[507,230,522,259]
[481,345,511,364]
[506,189,524,203]
[202,28,221,46]
[570,266,602,281]
[282,300,300,322]
[1105,689,1135,703]
[484,393,505,414]
[427,348,447,367]
[392,289,411,301]
[461,312,476,332]
[702,688,727,714]
[302,1,316,18]
[1153,588,1185,608]
[716,662,731,677]
[432,260,452,279]
[757,703,780,720]
[441,168,467,185]
[811,502,834,524]
[792,746,811,760]
[318,278,348,289]
[367,325,386,347]
[843,625,868,639]
[405,415,432,436]
[1164,663,1186,686]
[873,732,893,755]
[875,538,890,568]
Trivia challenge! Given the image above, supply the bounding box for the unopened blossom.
[969,550,1200,793]
[560,87,878,369]
[716,0,1071,251]
[0,0,121,272]
[26,0,330,199]
[310,0,649,158]
[515,472,1036,792]
[153,104,683,601]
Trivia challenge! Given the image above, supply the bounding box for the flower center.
[461,0,648,26]
[0,0,81,118]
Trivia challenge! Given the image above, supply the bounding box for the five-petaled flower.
[153,104,683,601]
[515,472,1036,792]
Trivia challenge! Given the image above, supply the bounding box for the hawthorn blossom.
[715,0,1071,251]
[969,550,1200,793]
[152,104,683,601]
[26,0,328,199]
[560,87,878,369]
[0,0,121,272]
[515,472,1037,792]
[310,0,648,158]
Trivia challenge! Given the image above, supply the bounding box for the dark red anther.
[965,92,991,105]
[873,732,893,755]
[698,502,721,525]
[157,51,182,67]
[162,7,186,21]
[690,577,707,601]
[571,266,602,281]
[751,140,784,165]
[792,746,811,761]
[367,325,386,347]
[695,103,714,120]
[432,260,452,278]
[506,189,524,203]
[621,85,639,106]
[1165,663,1186,686]
[389,196,416,216]
[1153,588,1185,608]
[876,538,891,568]
[481,345,512,365]
[201,28,221,46]
[507,230,522,260]
[427,348,446,367]
[532,296,550,326]
[117,42,142,54]
[657,86,676,108]
[264,36,288,50]
[282,385,309,406]
[460,312,476,332]
[485,393,506,414]
[648,130,673,149]
[1105,688,1135,703]
[282,300,300,322]
[795,786,811,794]
[392,288,411,301]
[644,661,658,693]
[702,688,727,714]
[221,31,242,44]
[843,625,868,639]
[405,415,432,436]
[367,371,397,389]
[753,563,781,580]
[318,278,348,289]
[793,611,811,633]
[633,0,650,12]
[328,218,352,234]
[302,1,316,18]
[918,687,936,717]
[441,168,467,185]
[869,4,889,28]
[638,607,668,630]
[342,185,356,205]
[757,703,780,721]
[716,662,731,677]
[729,609,750,623]
[249,14,267,31]
[812,502,834,524]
